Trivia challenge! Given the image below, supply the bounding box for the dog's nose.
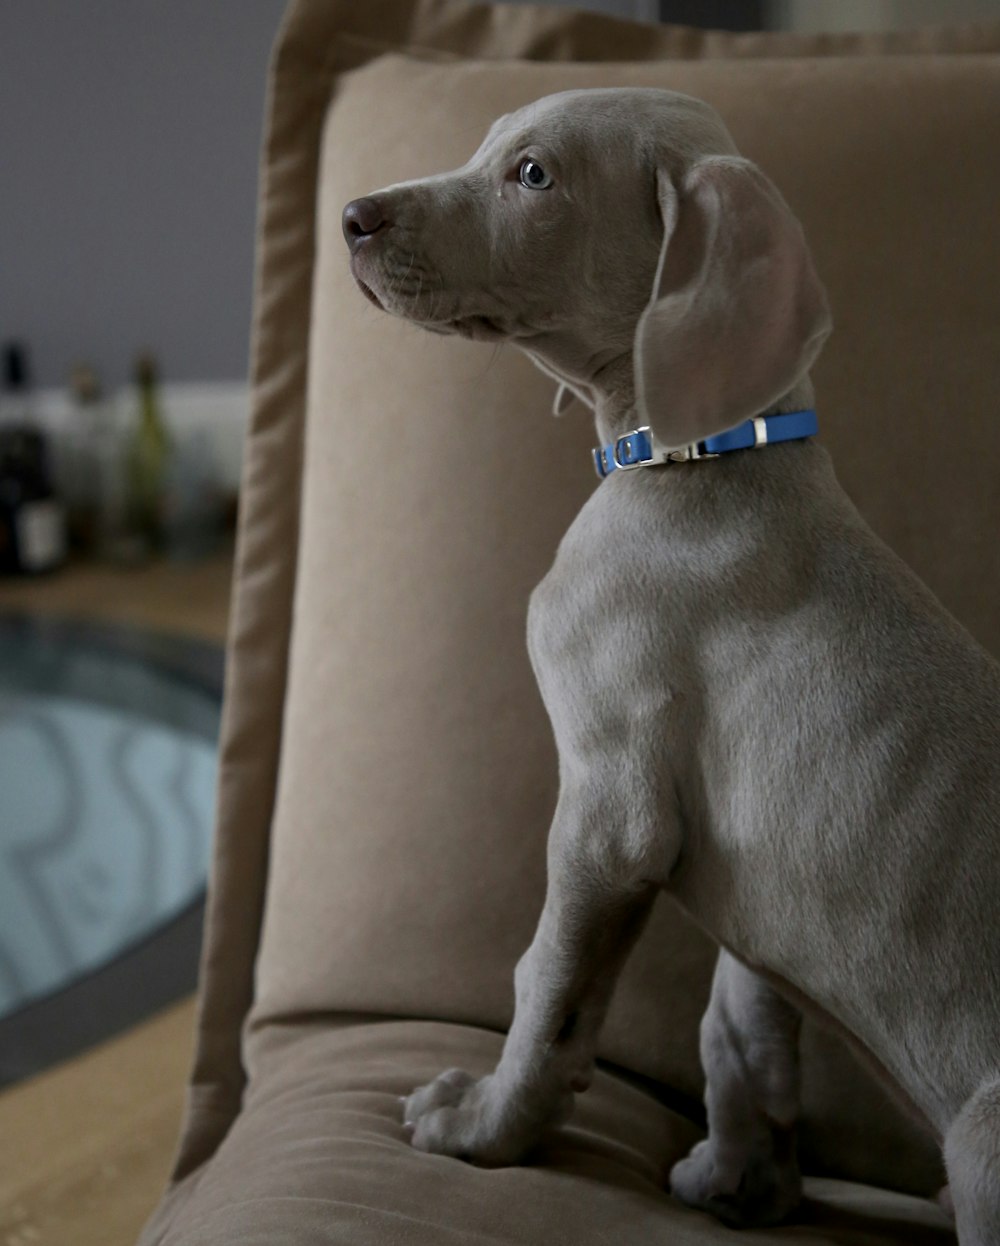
[342,197,390,254]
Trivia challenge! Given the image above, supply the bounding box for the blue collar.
[593,409,818,479]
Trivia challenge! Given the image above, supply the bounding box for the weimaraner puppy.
[343,88,1000,1241]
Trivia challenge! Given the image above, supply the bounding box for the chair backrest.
[170,0,1000,1200]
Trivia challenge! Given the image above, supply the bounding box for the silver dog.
[343,88,1000,1242]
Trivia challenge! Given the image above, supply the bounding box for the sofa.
[13,2,1000,1243]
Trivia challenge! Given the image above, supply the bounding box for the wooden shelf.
[0,547,234,644]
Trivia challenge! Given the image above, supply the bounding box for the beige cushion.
[140,2,1000,1241]
[145,1019,953,1245]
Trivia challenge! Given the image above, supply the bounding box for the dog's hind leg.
[944,1075,1000,1245]
[670,949,803,1229]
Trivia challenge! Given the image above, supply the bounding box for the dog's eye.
[518,159,553,191]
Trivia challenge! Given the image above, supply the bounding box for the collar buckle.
[594,425,669,479]
[613,428,652,471]
[667,442,719,464]
[593,425,720,478]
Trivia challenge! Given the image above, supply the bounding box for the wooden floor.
[0,552,234,1245]
[0,999,197,1246]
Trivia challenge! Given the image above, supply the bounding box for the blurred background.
[1,0,999,1085]
[3,0,999,605]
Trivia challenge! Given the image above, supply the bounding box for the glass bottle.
[123,352,170,557]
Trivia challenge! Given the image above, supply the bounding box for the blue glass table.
[0,615,223,1086]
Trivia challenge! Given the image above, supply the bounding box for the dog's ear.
[635,156,831,450]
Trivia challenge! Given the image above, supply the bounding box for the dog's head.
[344,88,830,449]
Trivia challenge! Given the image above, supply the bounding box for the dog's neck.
[591,359,642,446]
[590,355,816,449]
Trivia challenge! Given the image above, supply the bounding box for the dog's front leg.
[671,949,803,1228]
[404,794,658,1165]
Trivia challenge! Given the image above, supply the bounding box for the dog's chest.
[526,480,689,764]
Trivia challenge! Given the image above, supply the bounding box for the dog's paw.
[670,1136,802,1229]
[403,1067,574,1165]
[402,1069,521,1166]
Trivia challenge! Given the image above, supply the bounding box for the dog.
[343,88,1000,1242]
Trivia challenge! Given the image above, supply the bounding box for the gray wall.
[0,0,658,391]
[0,0,286,389]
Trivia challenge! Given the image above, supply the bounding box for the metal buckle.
[612,427,652,471]
[595,426,719,477]
[668,441,719,463]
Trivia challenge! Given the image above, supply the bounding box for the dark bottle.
[0,343,67,575]
[123,352,170,557]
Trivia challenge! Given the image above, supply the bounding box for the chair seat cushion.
[149,1019,953,1245]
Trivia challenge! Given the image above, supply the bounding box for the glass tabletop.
[0,614,223,1081]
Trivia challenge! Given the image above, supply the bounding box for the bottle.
[0,342,67,575]
[123,352,170,557]
[163,427,224,562]
[59,363,104,554]
[76,366,130,563]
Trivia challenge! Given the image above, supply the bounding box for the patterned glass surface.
[0,625,219,1018]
